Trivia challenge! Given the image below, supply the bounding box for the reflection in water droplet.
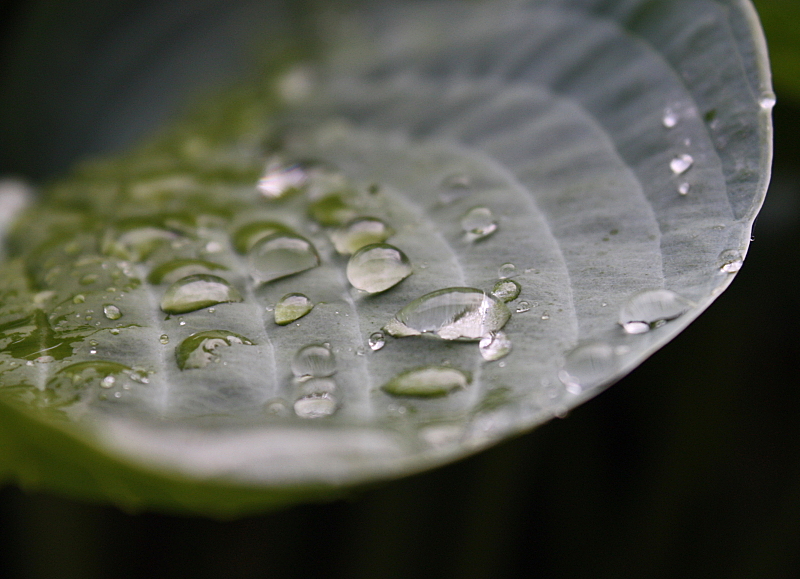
[291,344,336,378]
[670,154,694,175]
[662,108,678,128]
[176,330,253,369]
[759,91,777,110]
[274,293,314,325]
[294,394,337,418]
[719,249,744,273]
[368,331,386,351]
[619,289,692,334]
[232,221,294,254]
[159,334,170,344]
[559,342,617,395]
[382,365,471,397]
[347,243,412,293]
[461,207,497,241]
[161,274,242,314]
[100,375,116,389]
[386,287,511,341]
[330,217,394,255]
[257,162,308,198]
[491,279,521,303]
[497,263,516,279]
[103,304,122,320]
[247,233,320,284]
[147,259,227,284]
[515,300,531,313]
[479,331,512,361]
[678,182,690,196]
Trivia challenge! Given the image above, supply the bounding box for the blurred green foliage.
[754,0,800,103]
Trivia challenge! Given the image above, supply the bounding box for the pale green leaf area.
[0,0,772,516]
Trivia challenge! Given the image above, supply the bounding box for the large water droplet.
[491,279,521,303]
[274,293,314,325]
[176,330,254,370]
[368,331,386,351]
[291,344,336,378]
[719,249,744,273]
[294,393,337,418]
[670,154,694,175]
[558,342,617,395]
[257,161,308,198]
[232,221,294,254]
[330,217,394,255]
[161,274,242,314]
[346,243,412,293]
[461,207,497,241]
[103,304,122,320]
[619,289,692,334]
[479,331,512,361]
[382,365,471,397]
[386,287,511,341]
[247,233,320,284]
[147,259,227,284]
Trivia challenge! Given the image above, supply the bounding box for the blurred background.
[0,1,798,577]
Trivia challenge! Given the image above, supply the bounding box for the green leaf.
[0,0,772,516]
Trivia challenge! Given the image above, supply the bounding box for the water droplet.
[232,221,294,254]
[110,328,120,335]
[759,91,777,110]
[461,207,497,241]
[382,365,471,397]
[497,263,516,279]
[491,279,521,303]
[161,274,242,315]
[540,311,550,320]
[257,161,308,198]
[73,294,86,304]
[662,108,678,128]
[294,393,337,418]
[100,375,116,388]
[479,331,512,361]
[159,334,170,344]
[103,226,179,262]
[308,193,359,226]
[559,342,617,395]
[368,331,386,351]
[147,259,227,285]
[678,182,690,196]
[670,154,694,175]
[515,300,531,313]
[719,249,744,273]
[103,304,122,320]
[330,217,394,255]
[347,243,412,293]
[291,344,336,378]
[176,330,254,369]
[619,289,692,334]
[80,274,98,285]
[386,287,511,341]
[247,233,320,284]
[274,293,314,325]
[35,355,55,364]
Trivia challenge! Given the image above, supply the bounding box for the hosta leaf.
[0,0,772,516]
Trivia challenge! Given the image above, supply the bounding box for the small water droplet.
[670,154,694,175]
[308,193,359,226]
[330,217,394,255]
[662,108,678,128]
[497,263,516,279]
[110,328,120,335]
[382,365,471,397]
[100,375,116,388]
[491,279,521,303]
[103,304,122,320]
[159,334,170,344]
[291,344,336,378]
[247,233,320,284]
[257,161,308,199]
[294,393,337,418]
[719,249,744,273]
[559,342,617,395]
[759,91,777,110]
[678,182,690,195]
[73,294,86,304]
[541,311,550,320]
[161,274,242,314]
[515,300,531,313]
[479,331,512,361]
[619,289,692,334]
[176,331,253,369]
[368,331,386,351]
[461,207,497,241]
[347,243,412,293]
[274,293,314,325]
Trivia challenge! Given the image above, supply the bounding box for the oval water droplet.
[176,330,254,370]
[161,274,242,314]
[479,331,512,361]
[382,365,471,397]
[102,304,121,321]
[159,334,170,344]
[330,217,394,255]
[274,293,314,325]
[719,249,744,273]
[257,161,308,199]
[619,289,692,334]
[347,243,412,293]
[386,287,511,341]
[497,263,516,279]
[147,259,227,284]
[291,344,336,378]
[491,279,521,303]
[294,393,337,418]
[247,233,320,284]
[515,300,531,313]
[670,154,694,175]
[558,342,618,395]
[368,331,386,351]
[461,207,497,241]
[662,108,678,128]
[232,221,294,254]
[759,91,777,110]
[678,182,690,196]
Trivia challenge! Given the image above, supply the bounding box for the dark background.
[1,1,799,577]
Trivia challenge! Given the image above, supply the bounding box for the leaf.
[0,0,772,516]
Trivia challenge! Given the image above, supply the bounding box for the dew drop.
[386,287,511,341]
[257,161,308,198]
[619,289,692,334]
[176,330,253,370]
[497,263,516,279]
[662,108,678,128]
[147,259,227,285]
[382,365,471,397]
[291,344,336,378]
[103,304,122,320]
[308,193,358,226]
[670,154,694,175]
[719,249,744,273]
[678,182,691,196]
[515,300,531,313]
[110,328,120,335]
[491,279,521,303]
[274,293,314,325]
[330,217,394,255]
[347,243,412,293]
[759,91,777,110]
[159,334,170,344]
[232,221,294,254]
[540,311,550,320]
[100,375,116,389]
[294,393,337,418]
[461,207,497,241]
[161,274,242,314]
[73,294,86,304]
[368,331,386,351]
[479,331,512,361]
[103,227,179,262]
[558,342,617,395]
[247,233,320,284]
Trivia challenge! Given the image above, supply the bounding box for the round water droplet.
[558,342,618,395]
[719,249,744,273]
[73,294,86,304]
[147,259,227,284]
[759,91,777,110]
[257,161,308,199]
[387,287,511,341]
[382,365,471,397]
[330,217,394,255]
[461,207,498,241]
[678,182,691,196]
[176,330,254,370]
[232,221,294,254]
[159,334,170,344]
[491,279,521,303]
[274,293,314,325]
[294,393,337,418]
[100,375,116,389]
[670,154,694,175]
[103,304,122,320]
[515,300,531,313]
[161,274,242,314]
[479,331,512,361]
[662,108,678,128]
[291,344,336,378]
[247,233,320,284]
[347,243,412,293]
[619,289,692,334]
[497,263,516,279]
[368,331,386,351]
